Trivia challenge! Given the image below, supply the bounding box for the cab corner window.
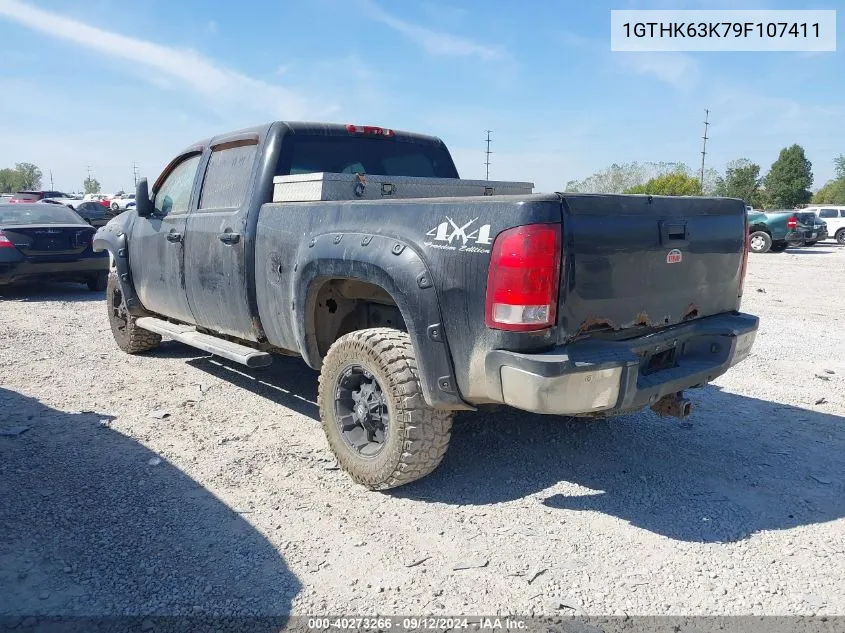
[198,143,258,211]
[153,154,201,217]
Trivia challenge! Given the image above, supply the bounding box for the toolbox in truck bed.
[272,172,534,203]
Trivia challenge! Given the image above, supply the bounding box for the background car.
[42,193,83,209]
[110,193,135,212]
[9,190,73,204]
[73,201,113,227]
[793,212,828,246]
[0,203,108,290]
[803,206,845,244]
[747,209,814,253]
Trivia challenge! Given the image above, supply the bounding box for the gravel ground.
[1,242,843,620]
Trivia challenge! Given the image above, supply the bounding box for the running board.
[136,317,272,369]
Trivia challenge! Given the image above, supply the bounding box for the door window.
[198,143,258,210]
[154,154,201,216]
[819,208,838,218]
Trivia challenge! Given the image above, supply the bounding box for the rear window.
[276,135,458,179]
[0,204,86,225]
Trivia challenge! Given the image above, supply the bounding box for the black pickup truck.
[94,121,758,489]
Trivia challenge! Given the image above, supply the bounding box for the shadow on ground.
[398,384,845,543]
[0,282,103,302]
[780,248,840,255]
[183,352,845,545]
[186,356,319,421]
[0,387,299,626]
[178,351,845,544]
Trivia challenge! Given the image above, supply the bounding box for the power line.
[699,108,710,189]
[484,130,493,181]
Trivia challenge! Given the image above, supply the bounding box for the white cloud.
[357,0,506,62]
[616,52,701,89]
[0,0,337,120]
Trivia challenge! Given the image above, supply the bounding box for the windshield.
[276,135,459,179]
[0,204,86,226]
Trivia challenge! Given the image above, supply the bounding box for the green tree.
[624,172,702,196]
[723,159,761,204]
[834,153,845,180]
[709,174,727,197]
[812,180,845,204]
[83,176,101,194]
[565,161,694,194]
[812,154,845,204]
[14,162,42,190]
[764,145,813,208]
[0,167,24,193]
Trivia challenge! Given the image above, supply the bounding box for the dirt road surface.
[1,243,843,619]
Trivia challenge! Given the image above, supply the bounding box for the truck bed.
[253,192,747,403]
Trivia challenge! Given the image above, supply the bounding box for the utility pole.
[699,109,710,192]
[484,130,493,180]
[49,170,54,190]
[132,162,139,187]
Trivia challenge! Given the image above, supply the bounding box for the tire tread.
[317,327,453,490]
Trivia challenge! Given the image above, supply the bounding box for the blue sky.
[0,0,842,193]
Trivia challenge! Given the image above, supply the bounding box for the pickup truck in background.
[746,209,823,253]
[94,121,758,490]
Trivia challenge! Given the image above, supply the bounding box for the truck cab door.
[130,153,201,324]
[184,139,260,341]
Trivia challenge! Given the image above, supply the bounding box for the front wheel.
[317,328,453,490]
[106,270,161,353]
[749,231,772,253]
[836,229,845,245]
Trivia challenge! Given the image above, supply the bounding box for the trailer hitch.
[651,392,693,419]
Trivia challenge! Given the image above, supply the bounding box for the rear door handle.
[218,232,241,245]
[165,231,182,243]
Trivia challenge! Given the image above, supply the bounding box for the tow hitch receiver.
[651,392,693,419]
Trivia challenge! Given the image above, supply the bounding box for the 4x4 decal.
[424,217,492,254]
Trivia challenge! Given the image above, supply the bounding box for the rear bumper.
[484,312,758,416]
[0,257,107,285]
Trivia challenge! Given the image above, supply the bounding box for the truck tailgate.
[558,194,746,340]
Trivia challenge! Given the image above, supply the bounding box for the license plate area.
[639,346,678,376]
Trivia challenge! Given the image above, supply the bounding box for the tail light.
[787,216,798,229]
[485,223,562,331]
[0,231,15,248]
[738,221,750,298]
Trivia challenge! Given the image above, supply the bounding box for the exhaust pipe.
[651,392,693,419]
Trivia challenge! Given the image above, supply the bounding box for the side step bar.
[136,317,272,369]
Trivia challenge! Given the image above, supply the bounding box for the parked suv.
[803,206,845,244]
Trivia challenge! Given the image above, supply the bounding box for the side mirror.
[135,178,154,218]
